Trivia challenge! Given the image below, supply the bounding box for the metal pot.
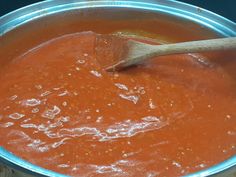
[0,1,235,177]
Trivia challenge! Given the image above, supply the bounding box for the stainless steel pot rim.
[0,147,67,177]
[0,0,235,36]
[1,147,236,177]
[0,1,235,177]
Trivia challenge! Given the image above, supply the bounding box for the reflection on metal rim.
[0,0,235,177]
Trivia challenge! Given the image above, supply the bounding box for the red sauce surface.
[0,31,236,176]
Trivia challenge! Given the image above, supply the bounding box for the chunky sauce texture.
[0,31,236,177]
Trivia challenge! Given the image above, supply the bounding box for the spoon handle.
[148,37,236,56]
[107,37,236,71]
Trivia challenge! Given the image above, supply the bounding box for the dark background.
[0,0,235,22]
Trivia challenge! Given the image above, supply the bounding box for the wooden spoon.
[95,35,236,71]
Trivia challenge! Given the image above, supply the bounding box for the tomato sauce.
[0,30,236,176]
